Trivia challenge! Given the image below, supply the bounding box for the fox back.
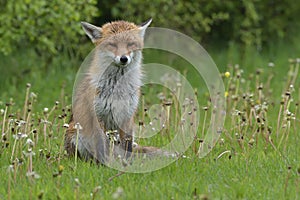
[65,19,152,163]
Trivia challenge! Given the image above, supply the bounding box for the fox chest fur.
[93,63,141,131]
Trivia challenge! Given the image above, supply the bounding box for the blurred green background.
[0,0,299,106]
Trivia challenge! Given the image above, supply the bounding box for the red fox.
[65,19,172,164]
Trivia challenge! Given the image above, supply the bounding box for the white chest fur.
[93,63,141,131]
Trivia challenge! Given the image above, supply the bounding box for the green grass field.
[0,39,299,199]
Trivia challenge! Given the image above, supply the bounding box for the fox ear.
[81,22,102,43]
[138,18,152,38]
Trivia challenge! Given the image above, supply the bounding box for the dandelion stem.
[1,105,8,140]
[23,84,30,120]
[276,104,283,138]
[74,123,80,169]
[216,150,231,160]
[10,138,18,162]
[201,109,207,139]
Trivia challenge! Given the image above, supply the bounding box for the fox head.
[81,19,152,67]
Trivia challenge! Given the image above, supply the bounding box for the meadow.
[0,38,299,199]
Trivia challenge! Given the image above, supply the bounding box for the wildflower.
[58,165,64,173]
[224,72,230,78]
[225,91,229,97]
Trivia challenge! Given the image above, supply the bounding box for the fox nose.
[120,55,128,64]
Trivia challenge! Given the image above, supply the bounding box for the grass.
[0,39,299,199]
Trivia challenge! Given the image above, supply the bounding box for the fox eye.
[108,43,117,48]
[127,42,136,47]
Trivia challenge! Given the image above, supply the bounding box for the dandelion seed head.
[268,62,275,67]
[30,92,37,99]
[13,132,28,140]
[74,123,82,130]
[63,123,69,128]
[7,165,14,173]
[26,171,40,179]
[157,92,166,100]
[26,138,34,147]
[112,187,124,199]
[74,178,80,186]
